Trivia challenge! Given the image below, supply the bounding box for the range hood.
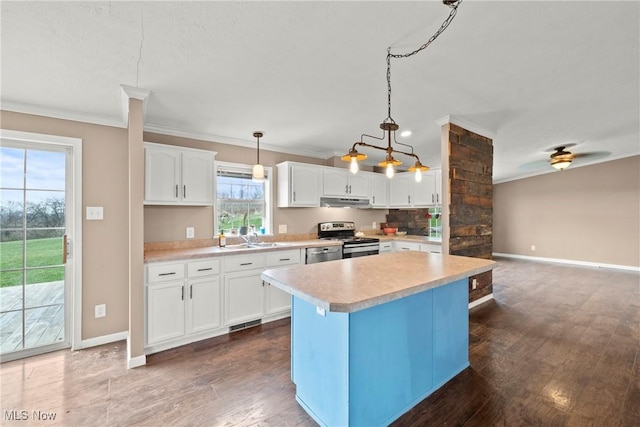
[320,197,371,208]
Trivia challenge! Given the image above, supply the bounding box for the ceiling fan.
[518,144,611,173]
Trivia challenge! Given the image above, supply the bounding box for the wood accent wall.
[447,123,494,302]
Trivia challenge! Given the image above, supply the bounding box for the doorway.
[0,130,82,362]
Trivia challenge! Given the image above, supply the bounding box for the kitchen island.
[261,251,496,427]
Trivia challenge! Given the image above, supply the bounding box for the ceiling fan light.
[551,159,572,171]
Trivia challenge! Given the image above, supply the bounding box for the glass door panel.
[0,144,69,358]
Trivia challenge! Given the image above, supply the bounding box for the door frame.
[0,129,83,354]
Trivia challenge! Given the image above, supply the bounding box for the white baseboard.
[75,331,128,350]
[493,253,640,272]
[469,293,493,309]
[127,354,146,369]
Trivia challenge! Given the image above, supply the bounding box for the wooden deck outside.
[0,281,65,354]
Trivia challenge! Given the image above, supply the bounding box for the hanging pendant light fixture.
[252,131,265,182]
[341,0,462,182]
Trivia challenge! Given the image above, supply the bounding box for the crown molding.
[143,123,332,160]
[120,85,151,127]
[435,114,497,140]
[1,102,126,129]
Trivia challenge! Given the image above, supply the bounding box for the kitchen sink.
[222,242,292,249]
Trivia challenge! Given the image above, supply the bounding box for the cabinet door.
[348,173,369,198]
[181,150,213,205]
[223,270,265,326]
[323,168,349,197]
[414,172,436,206]
[266,284,291,315]
[420,243,442,254]
[369,173,389,207]
[434,170,442,206]
[291,165,320,207]
[394,241,421,252]
[389,174,414,207]
[147,281,185,344]
[188,276,221,334]
[145,147,181,204]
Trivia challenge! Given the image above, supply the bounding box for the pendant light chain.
[385,0,462,122]
[342,0,463,181]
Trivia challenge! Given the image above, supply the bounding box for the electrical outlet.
[531,245,536,251]
[316,306,326,317]
[86,206,104,220]
[186,227,195,239]
[372,221,377,229]
[472,278,478,290]
[95,304,106,318]
[279,224,287,234]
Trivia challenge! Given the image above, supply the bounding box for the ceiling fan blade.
[572,151,611,161]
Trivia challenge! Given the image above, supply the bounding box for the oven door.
[342,243,379,258]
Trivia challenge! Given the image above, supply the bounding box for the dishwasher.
[305,245,342,264]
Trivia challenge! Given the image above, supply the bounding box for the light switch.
[278,224,287,234]
[86,206,104,220]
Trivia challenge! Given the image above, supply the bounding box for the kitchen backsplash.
[384,208,442,239]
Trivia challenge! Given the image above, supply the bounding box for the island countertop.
[261,251,496,313]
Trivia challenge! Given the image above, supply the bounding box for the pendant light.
[252,131,265,182]
[341,0,462,182]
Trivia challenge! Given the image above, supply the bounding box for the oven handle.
[343,244,380,254]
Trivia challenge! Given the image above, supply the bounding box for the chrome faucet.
[240,231,259,245]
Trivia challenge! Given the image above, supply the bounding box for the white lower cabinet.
[145,258,222,353]
[189,276,221,333]
[223,269,265,326]
[379,241,394,253]
[146,249,302,354]
[420,243,442,254]
[147,280,186,344]
[394,241,421,252]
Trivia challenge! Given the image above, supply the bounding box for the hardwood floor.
[1,257,638,426]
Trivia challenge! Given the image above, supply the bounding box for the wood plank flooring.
[1,257,638,426]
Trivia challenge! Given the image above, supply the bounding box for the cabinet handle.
[181,286,184,301]
[158,272,176,276]
[190,284,193,299]
[348,185,352,194]
[240,262,253,266]
[436,194,439,203]
[372,196,376,204]
[197,267,213,272]
[279,258,290,261]
[175,184,179,198]
[432,194,435,203]
[262,280,265,287]
[345,184,349,193]
[293,191,296,202]
[183,185,186,198]
[408,195,411,204]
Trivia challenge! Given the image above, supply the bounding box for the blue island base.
[291,278,469,427]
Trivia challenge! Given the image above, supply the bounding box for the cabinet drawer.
[266,250,301,267]
[147,263,185,283]
[224,254,266,273]
[188,259,220,278]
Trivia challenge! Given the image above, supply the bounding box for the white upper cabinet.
[144,142,214,206]
[366,172,389,208]
[389,173,415,207]
[389,169,442,208]
[322,168,369,198]
[277,162,322,207]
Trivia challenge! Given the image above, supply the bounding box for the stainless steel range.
[317,221,380,258]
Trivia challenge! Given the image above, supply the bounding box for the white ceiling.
[2,1,638,183]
